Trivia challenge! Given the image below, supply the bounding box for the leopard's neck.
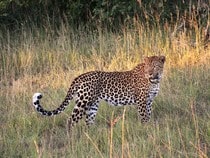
[132,63,146,77]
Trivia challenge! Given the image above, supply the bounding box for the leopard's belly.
[100,93,136,106]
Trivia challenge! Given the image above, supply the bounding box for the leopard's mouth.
[149,74,161,83]
[149,78,159,84]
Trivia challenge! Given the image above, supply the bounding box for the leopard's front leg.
[135,91,151,123]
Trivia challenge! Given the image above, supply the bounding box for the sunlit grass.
[0,18,209,157]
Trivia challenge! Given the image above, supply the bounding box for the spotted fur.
[32,55,165,130]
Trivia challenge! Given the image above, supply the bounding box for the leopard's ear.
[159,56,165,63]
[144,56,150,64]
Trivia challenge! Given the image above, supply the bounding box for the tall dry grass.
[0,16,210,157]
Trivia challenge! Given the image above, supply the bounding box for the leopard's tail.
[32,90,73,116]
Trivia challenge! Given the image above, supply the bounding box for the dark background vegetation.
[0,0,209,29]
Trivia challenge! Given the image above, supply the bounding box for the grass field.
[0,20,210,157]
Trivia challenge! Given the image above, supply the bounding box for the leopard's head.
[144,55,165,83]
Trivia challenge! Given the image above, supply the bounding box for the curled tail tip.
[33,93,42,106]
[33,93,42,100]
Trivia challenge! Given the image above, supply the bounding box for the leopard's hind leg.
[85,100,99,126]
[67,100,86,130]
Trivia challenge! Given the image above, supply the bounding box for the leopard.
[32,55,165,130]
